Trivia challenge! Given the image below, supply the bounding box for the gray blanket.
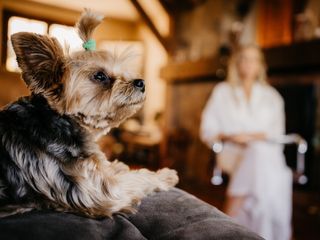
[0,188,263,239]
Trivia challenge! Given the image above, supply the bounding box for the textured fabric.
[0,188,262,240]
[229,143,292,240]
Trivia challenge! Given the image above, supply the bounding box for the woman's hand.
[219,132,266,146]
[229,134,253,146]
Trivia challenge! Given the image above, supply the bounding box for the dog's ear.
[11,32,65,93]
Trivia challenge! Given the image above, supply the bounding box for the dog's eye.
[93,71,114,86]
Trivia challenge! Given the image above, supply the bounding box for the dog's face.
[10,30,145,133]
[64,50,145,129]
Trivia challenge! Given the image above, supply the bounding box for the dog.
[0,9,178,218]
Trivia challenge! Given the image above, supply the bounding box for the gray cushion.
[0,188,263,240]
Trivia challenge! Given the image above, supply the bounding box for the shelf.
[160,40,320,83]
[264,39,320,73]
[160,57,223,83]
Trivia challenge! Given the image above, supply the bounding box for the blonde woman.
[200,45,292,240]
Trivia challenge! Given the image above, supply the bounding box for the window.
[3,11,81,72]
[49,24,82,52]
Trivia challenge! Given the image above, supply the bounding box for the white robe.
[200,82,292,240]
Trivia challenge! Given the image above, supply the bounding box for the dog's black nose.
[133,79,145,92]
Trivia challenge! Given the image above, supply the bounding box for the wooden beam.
[264,40,320,73]
[158,0,173,14]
[160,40,320,84]
[130,0,170,52]
[160,57,225,82]
[158,0,207,12]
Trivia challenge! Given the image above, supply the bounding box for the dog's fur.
[0,9,178,218]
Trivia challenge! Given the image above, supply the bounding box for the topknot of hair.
[75,8,104,44]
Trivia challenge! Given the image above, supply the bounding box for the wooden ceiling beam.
[130,0,170,52]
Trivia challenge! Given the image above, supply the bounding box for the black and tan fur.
[0,9,178,218]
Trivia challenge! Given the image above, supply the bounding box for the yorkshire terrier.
[0,10,178,218]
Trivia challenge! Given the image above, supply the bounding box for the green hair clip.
[82,39,96,51]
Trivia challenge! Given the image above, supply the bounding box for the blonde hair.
[227,44,268,86]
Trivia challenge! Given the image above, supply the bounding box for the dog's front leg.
[59,152,178,217]
[104,166,179,212]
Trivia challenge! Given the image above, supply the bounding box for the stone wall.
[170,0,257,62]
[164,81,218,183]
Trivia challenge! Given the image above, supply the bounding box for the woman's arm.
[224,90,285,145]
[200,86,223,147]
[219,132,266,146]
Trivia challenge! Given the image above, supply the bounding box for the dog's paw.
[156,168,179,189]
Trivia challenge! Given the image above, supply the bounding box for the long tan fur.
[76,8,104,43]
[5,9,179,218]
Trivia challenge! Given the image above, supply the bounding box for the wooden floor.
[178,181,320,240]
